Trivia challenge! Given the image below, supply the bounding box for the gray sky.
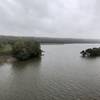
[0,0,100,38]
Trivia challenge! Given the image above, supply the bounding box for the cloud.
[0,0,99,38]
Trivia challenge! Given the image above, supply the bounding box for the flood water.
[0,44,100,100]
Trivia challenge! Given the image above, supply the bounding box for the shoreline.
[0,55,16,63]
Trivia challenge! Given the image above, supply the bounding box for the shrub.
[80,47,100,57]
[12,39,42,60]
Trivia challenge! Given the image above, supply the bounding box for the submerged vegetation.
[0,39,42,61]
[80,47,100,57]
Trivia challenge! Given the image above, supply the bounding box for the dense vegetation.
[0,39,42,61]
[12,40,41,60]
[80,47,100,57]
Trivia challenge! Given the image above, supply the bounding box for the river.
[0,44,100,100]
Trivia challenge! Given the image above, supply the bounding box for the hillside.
[0,35,100,44]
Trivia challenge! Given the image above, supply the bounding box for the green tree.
[12,39,42,60]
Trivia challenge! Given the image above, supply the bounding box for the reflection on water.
[0,44,100,100]
[13,58,41,70]
[0,58,41,100]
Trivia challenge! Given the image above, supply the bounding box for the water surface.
[0,44,100,100]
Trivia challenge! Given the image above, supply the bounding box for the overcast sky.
[0,0,100,38]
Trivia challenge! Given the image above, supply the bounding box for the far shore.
[0,35,100,44]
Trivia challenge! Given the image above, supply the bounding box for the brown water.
[0,44,100,100]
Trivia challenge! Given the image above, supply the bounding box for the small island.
[80,47,100,57]
[0,39,42,61]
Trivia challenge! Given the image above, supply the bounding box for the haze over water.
[0,44,100,100]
